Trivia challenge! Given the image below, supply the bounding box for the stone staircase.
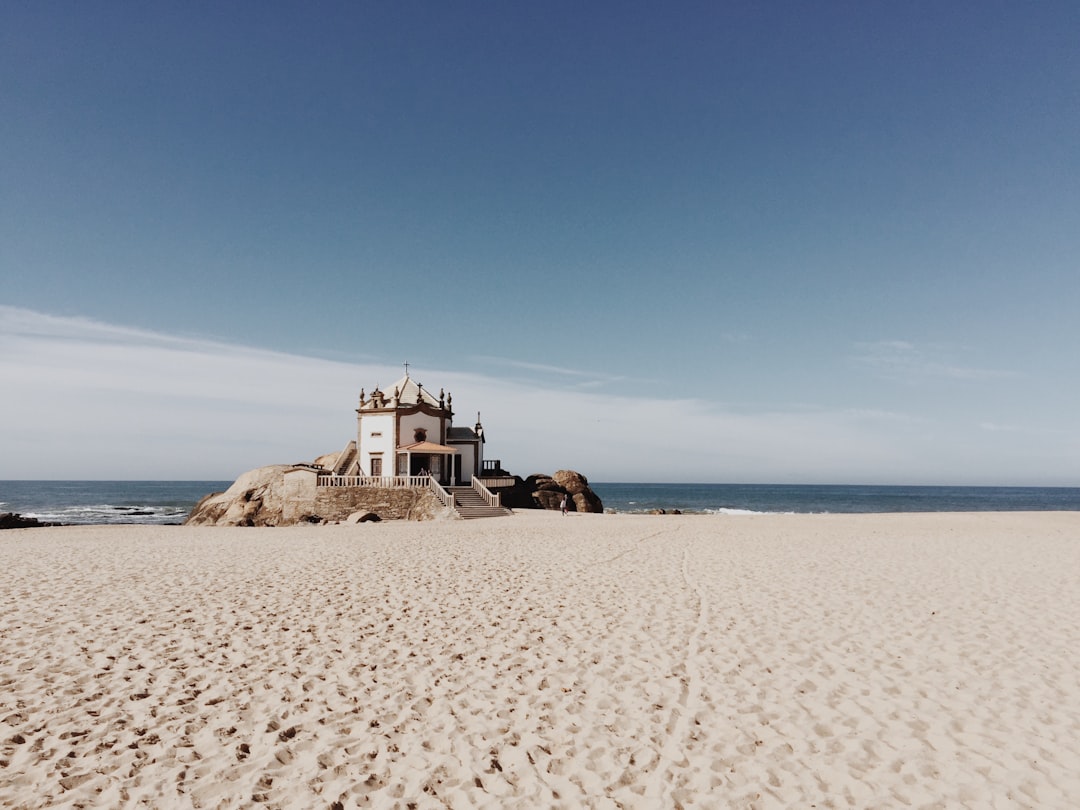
[333,441,358,475]
[448,486,513,519]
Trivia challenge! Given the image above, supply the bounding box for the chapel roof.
[446,426,478,440]
[363,374,442,409]
[391,375,441,407]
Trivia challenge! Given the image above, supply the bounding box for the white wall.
[455,444,476,483]
[357,412,396,475]
[399,412,443,445]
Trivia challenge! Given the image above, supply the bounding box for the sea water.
[0,481,231,525]
[1,480,1077,525]
[590,482,1080,515]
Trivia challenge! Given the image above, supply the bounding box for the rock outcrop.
[184,463,450,526]
[184,461,603,525]
[0,513,61,529]
[184,465,293,527]
[311,452,340,470]
[493,470,604,513]
[345,511,382,524]
[552,469,604,513]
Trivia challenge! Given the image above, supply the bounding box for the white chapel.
[353,371,487,485]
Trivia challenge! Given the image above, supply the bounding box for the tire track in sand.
[598,529,671,566]
[644,540,709,804]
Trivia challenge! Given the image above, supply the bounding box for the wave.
[611,505,788,516]
[704,507,791,516]
[21,504,190,525]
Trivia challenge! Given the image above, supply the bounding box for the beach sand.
[1,511,1079,808]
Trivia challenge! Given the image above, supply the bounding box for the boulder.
[487,470,603,513]
[311,452,339,470]
[184,465,293,527]
[552,469,604,513]
[0,512,60,529]
[530,474,563,492]
[532,489,565,511]
[346,511,382,524]
[185,463,449,526]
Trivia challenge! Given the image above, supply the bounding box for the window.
[370,457,382,476]
[371,431,382,438]
[414,427,427,442]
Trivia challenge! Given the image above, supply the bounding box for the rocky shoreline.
[0,512,62,530]
[184,463,604,526]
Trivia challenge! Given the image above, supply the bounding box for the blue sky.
[2,2,1078,484]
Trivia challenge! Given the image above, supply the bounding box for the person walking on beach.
[560,494,568,516]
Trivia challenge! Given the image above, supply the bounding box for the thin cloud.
[852,340,1015,382]
[0,308,1070,484]
[978,421,1067,436]
[0,305,264,355]
[980,421,1020,433]
[718,331,752,344]
[469,354,638,388]
[471,355,596,378]
[842,408,923,423]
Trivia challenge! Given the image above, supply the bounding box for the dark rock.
[0,513,60,529]
[489,477,534,510]
[486,470,603,513]
[529,475,563,492]
[532,489,565,511]
[346,511,382,524]
[552,470,604,513]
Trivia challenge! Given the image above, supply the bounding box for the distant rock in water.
[0,512,60,529]
[496,469,604,513]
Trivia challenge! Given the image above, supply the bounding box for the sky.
[2,2,1078,485]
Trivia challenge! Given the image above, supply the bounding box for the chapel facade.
[355,373,486,485]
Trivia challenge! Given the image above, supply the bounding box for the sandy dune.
[2,511,1079,808]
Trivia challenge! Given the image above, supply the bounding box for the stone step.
[447,487,512,519]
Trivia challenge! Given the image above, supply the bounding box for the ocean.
[591,482,1080,515]
[1,480,1078,525]
[0,480,232,525]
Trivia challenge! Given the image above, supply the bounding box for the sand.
[1,511,1079,809]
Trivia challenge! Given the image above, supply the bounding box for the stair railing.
[332,441,358,475]
[471,478,500,507]
[429,477,455,509]
[318,475,438,489]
